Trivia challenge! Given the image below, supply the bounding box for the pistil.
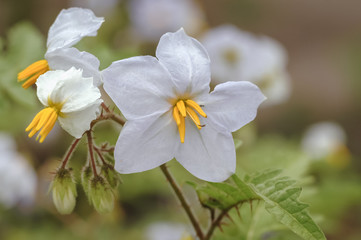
[172,99,207,143]
[18,60,49,89]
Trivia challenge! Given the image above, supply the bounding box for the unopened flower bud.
[101,163,121,189]
[89,176,114,214]
[81,165,92,198]
[51,168,77,214]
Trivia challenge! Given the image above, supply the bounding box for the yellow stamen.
[18,60,49,89]
[185,99,207,118]
[186,106,201,129]
[178,116,185,143]
[26,107,59,143]
[173,99,207,143]
[176,100,187,117]
[173,106,181,125]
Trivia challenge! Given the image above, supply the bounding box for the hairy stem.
[160,164,204,239]
[93,146,107,165]
[101,102,125,126]
[86,131,97,176]
[60,138,81,169]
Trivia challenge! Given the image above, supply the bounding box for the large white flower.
[129,0,205,42]
[17,7,104,88]
[26,67,102,142]
[202,25,291,106]
[0,133,37,208]
[103,29,265,182]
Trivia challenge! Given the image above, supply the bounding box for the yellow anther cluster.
[26,107,59,143]
[172,99,207,143]
[18,60,49,89]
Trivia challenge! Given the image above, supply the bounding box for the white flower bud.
[51,168,77,215]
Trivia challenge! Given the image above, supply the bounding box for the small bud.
[81,165,93,199]
[89,176,114,214]
[101,163,121,189]
[51,168,77,215]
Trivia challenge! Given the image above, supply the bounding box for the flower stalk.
[159,164,204,239]
[60,138,81,169]
[87,131,98,176]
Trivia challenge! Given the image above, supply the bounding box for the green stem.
[160,164,204,239]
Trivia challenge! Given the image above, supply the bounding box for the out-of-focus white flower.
[0,133,37,208]
[103,28,265,182]
[146,222,194,240]
[202,25,291,106]
[18,8,104,88]
[25,67,102,143]
[301,122,347,160]
[69,0,118,16]
[129,0,205,42]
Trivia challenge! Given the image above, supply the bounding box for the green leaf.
[246,170,326,240]
[190,170,325,240]
[188,177,259,210]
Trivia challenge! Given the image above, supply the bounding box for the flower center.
[172,99,207,143]
[222,48,240,65]
[18,60,49,89]
[25,103,62,143]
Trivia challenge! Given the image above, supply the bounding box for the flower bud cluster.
[81,154,121,214]
[50,151,121,215]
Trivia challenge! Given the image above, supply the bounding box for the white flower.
[18,7,104,88]
[0,133,37,208]
[146,222,193,240]
[301,121,347,159]
[26,67,102,142]
[202,25,291,106]
[103,29,265,182]
[129,0,205,41]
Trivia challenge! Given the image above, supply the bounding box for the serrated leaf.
[246,170,326,240]
[188,176,259,210]
[190,169,325,240]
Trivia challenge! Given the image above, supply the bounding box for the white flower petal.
[114,111,179,173]
[102,56,177,120]
[47,7,104,53]
[36,70,67,106]
[48,68,101,113]
[204,81,266,133]
[58,100,102,138]
[175,119,235,182]
[156,28,211,96]
[46,47,102,86]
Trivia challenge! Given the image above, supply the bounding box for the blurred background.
[0,0,360,239]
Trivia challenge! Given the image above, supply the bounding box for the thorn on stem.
[225,213,235,224]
